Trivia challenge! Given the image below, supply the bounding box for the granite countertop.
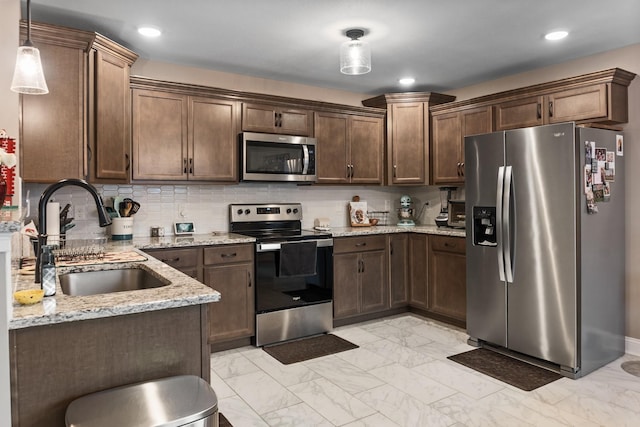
[10,244,221,330]
[330,224,466,238]
[131,232,255,249]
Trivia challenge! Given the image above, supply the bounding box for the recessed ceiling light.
[545,30,568,41]
[138,27,162,37]
[399,77,415,85]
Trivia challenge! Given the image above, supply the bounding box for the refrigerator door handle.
[503,166,514,283]
[496,166,506,282]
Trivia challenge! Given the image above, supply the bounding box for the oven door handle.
[256,238,334,252]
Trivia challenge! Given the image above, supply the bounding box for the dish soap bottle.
[40,245,56,296]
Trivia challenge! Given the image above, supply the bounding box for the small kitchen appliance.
[397,195,415,226]
[435,187,457,227]
[447,200,466,228]
[229,203,333,347]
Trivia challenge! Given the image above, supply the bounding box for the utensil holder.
[110,217,134,240]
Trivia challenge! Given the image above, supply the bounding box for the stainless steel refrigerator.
[465,122,625,378]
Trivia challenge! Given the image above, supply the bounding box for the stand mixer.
[397,195,415,226]
[435,187,457,227]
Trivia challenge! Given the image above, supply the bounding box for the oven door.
[255,239,333,314]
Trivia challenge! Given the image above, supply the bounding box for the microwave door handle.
[302,145,309,174]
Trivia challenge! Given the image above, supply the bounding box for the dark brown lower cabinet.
[333,235,389,320]
[428,235,467,325]
[409,234,429,310]
[203,244,255,343]
[10,305,209,427]
[389,234,409,307]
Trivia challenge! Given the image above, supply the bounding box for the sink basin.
[59,267,170,296]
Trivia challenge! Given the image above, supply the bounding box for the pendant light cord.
[25,0,33,46]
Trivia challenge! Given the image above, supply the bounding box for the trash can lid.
[65,375,218,427]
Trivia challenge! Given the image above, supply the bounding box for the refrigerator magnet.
[616,135,624,156]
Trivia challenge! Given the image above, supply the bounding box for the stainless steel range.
[229,203,333,346]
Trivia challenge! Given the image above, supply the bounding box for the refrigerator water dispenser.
[473,206,497,246]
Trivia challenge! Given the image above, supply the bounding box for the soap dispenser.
[40,245,57,296]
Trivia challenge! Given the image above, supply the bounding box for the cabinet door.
[132,89,188,180]
[389,102,428,184]
[314,112,349,184]
[93,49,131,182]
[547,84,608,124]
[189,97,238,181]
[494,95,545,130]
[350,116,384,184]
[428,236,466,324]
[279,108,312,136]
[333,253,360,319]
[360,250,389,314]
[431,112,461,184]
[389,234,409,307]
[20,42,86,182]
[204,262,255,343]
[459,106,493,179]
[242,103,311,136]
[409,234,428,310]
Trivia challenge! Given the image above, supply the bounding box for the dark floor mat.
[219,412,232,427]
[263,334,358,365]
[447,348,563,391]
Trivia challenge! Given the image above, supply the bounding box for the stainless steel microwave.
[240,132,317,183]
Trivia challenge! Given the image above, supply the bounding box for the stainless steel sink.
[59,267,170,296]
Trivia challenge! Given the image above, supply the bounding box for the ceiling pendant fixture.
[340,29,371,75]
[11,0,49,95]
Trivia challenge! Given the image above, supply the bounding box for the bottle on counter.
[40,245,57,296]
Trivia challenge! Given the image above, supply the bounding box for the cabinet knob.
[537,103,542,119]
[549,101,554,117]
[393,164,397,178]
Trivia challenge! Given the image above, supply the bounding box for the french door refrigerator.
[465,122,625,378]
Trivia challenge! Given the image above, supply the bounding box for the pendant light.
[340,29,371,75]
[11,0,49,95]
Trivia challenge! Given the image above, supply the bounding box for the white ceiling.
[25,0,640,95]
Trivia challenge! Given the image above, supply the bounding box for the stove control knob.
[244,209,251,215]
[293,208,299,214]
[286,208,292,214]
[236,209,243,215]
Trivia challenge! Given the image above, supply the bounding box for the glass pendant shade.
[340,31,371,75]
[11,44,49,94]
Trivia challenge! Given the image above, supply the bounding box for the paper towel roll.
[46,202,60,246]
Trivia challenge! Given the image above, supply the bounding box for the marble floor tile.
[225,371,301,415]
[304,355,385,394]
[208,314,640,427]
[289,377,376,425]
[262,403,332,427]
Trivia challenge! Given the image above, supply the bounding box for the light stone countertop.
[329,224,466,238]
[9,244,223,330]
[9,227,465,329]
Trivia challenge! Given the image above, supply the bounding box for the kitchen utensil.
[129,199,141,215]
[120,200,132,217]
[105,206,120,218]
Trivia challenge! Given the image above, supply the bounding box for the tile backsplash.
[23,182,461,239]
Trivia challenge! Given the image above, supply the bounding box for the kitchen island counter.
[10,243,221,330]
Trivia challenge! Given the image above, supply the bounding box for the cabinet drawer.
[334,235,386,254]
[204,244,254,265]
[145,247,200,268]
[430,235,465,254]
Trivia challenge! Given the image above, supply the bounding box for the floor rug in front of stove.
[263,334,358,365]
[447,348,563,391]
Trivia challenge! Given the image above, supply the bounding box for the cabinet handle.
[183,158,187,174]
[355,242,367,247]
[87,144,92,163]
[161,257,180,263]
[390,242,394,255]
[549,101,553,117]
[358,259,363,273]
[537,103,542,119]
[248,271,252,287]
[346,165,350,179]
[393,164,397,178]
[361,259,365,273]
[461,162,464,177]
[220,253,237,258]
[189,158,194,174]
[350,164,354,178]
[125,153,130,171]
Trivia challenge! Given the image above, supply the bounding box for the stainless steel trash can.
[65,375,218,427]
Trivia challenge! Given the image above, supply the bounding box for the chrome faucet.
[35,179,112,283]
